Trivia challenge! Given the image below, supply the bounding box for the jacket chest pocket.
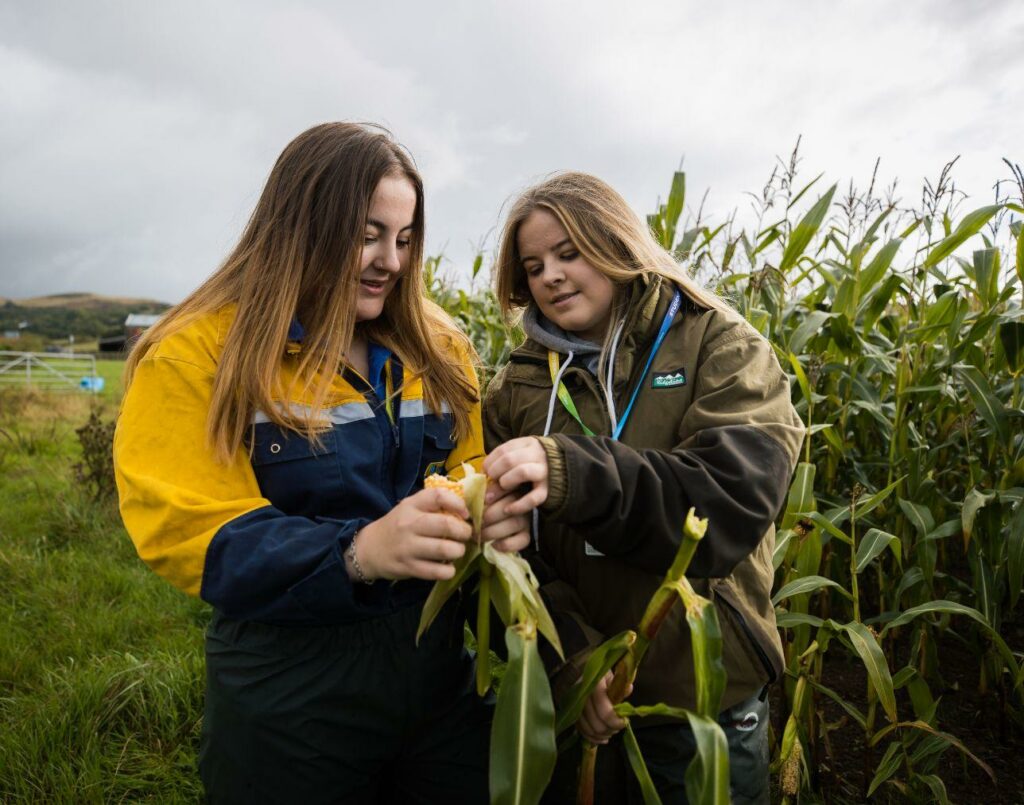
[419,414,456,478]
[250,424,342,516]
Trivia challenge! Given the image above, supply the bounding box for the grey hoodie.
[521,304,604,375]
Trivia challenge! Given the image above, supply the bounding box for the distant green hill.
[0,293,171,341]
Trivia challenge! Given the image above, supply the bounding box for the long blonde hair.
[125,122,477,460]
[495,171,728,326]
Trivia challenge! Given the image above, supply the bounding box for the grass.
[0,374,208,802]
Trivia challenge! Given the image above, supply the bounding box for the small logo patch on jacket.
[652,369,686,388]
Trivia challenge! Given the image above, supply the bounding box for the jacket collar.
[511,273,676,389]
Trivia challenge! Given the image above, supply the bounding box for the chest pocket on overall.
[420,414,456,479]
[249,424,342,517]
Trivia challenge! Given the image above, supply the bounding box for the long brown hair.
[495,171,729,321]
[125,122,477,460]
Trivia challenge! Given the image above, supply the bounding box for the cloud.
[1,0,1021,301]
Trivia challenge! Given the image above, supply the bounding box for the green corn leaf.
[739,232,755,264]
[804,510,852,544]
[867,741,903,797]
[664,171,686,246]
[786,352,812,407]
[674,226,701,261]
[971,248,1001,308]
[868,720,994,783]
[462,464,487,534]
[554,631,636,735]
[683,713,731,805]
[854,477,904,520]
[490,568,512,625]
[879,600,1022,688]
[788,310,832,355]
[490,625,557,805]
[974,554,995,624]
[837,621,897,722]
[860,238,903,294]
[855,528,901,573]
[921,290,959,332]
[786,173,824,211]
[803,675,867,729]
[485,542,563,658]
[416,545,481,643]
[897,499,935,538]
[776,612,825,630]
[891,665,917,689]
[678,580,726,718]
[772,575,851,605]
[618,704,730,805]
[1016,218,1024,287]
[477,569,492,695]
[828,312,861,356]
[894,566,925,601]
[622,721,663,805]
[647,213,663,244]
[820,424,847,456]
[746,307,771,336]
[832,276,858,319]
[961,487,997,546]
[922,203,1002,268]
[615,702,689,721]
[905,674,937,723]
[861,273,904,331]
[863,204,895,242]
[925,519,962,542]
[999,321,1024,374]
[772,529,795,571]
[794,524,824,586]
[1007,502,1024,609]
[909,734,950,767]
[721,239,738,272]
[780,462,817,530]
[753,226,782,255]
[917,775,951,805]
[780,184,837,272]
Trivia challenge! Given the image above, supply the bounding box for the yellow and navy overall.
[114,307,491,804]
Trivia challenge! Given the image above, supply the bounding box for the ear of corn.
[419,464,562,802]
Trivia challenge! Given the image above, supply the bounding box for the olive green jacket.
[483,275,805,712]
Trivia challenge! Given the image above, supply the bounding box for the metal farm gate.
[0,351,103,393]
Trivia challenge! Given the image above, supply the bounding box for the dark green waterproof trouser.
[199,604,492,805]
[543,693,770,805]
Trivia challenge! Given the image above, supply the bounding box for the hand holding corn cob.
[344,483,473,582]
[425,469,532,554]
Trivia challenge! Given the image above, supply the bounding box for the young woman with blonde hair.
[483,171,804,804]
[114,122,528,804]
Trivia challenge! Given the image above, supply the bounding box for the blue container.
[80,376,105,392]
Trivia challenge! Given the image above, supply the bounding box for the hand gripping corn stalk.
[553,508,732,805]
[418,465,564,805]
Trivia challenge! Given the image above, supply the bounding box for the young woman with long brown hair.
[114,122,529,803]
[482,172,804,804]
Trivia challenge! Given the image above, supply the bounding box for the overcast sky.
[2,0,1022,303]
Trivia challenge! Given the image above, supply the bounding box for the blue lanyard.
[611,288,682,441]
[549,288,682,441]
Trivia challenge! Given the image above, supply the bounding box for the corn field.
[428,144,1024,803]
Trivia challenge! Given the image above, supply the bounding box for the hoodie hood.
[521,303,604,374]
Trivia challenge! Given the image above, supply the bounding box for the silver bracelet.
[345,530,372,585]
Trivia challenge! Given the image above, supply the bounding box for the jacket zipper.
[714,592,778,685]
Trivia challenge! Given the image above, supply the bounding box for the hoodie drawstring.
[533,351,576,550]
[603,318,627,433]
